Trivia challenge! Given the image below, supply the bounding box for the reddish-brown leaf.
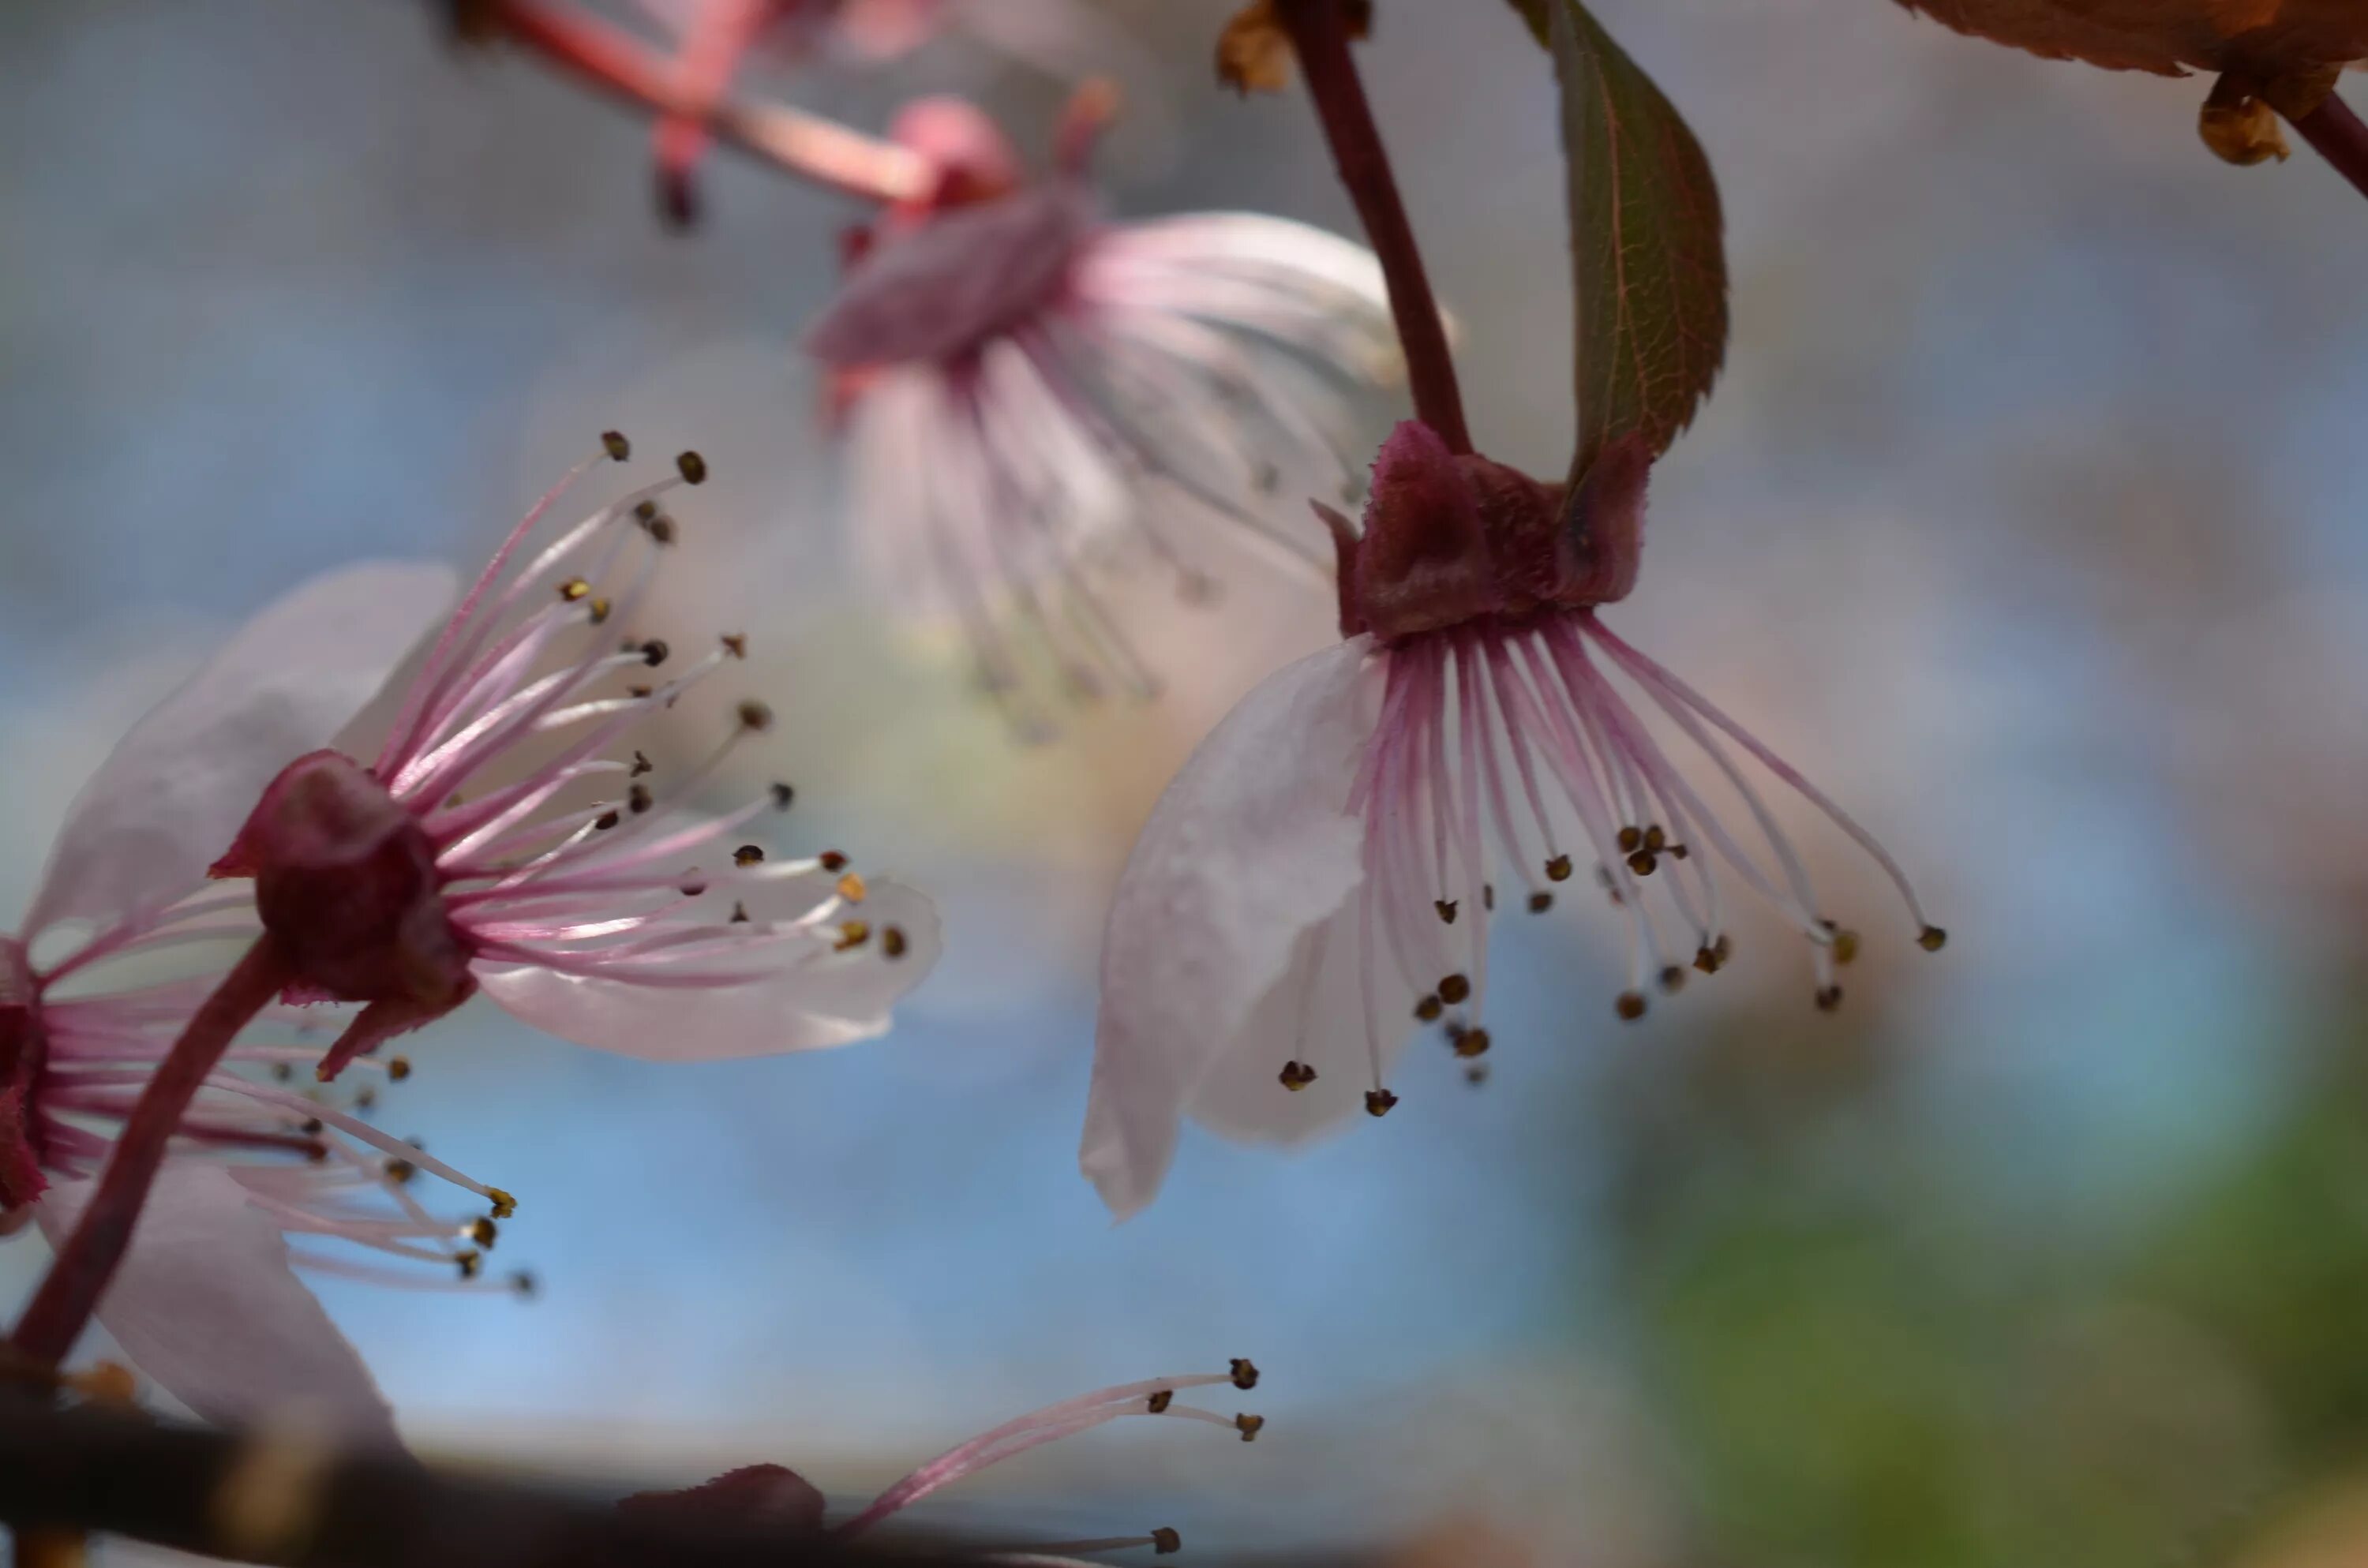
[1889,0,2368,77]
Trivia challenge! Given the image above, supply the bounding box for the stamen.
[675,451,708,485]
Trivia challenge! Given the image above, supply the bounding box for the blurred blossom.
[804,90,1395,738]
[2,559,489,1442]
[629,1362,1265,1562]
[1083,422,1940,1218]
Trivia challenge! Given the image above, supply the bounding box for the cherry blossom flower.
[803,93,1396,738]
[1082,421,1945,1218]
[624,1360,1265,1562]
[205,438,939,1079]
[2,559,511,1439]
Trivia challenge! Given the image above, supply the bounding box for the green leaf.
[1550,0,1728,483]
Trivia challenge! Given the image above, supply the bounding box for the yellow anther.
[835,920,871,951]
[559,578,590,602]
[836,872,867,904]
[1364,1089,1398,1117]
[1919,925,1949,952]
[487,1188,518,1221]
[1546,855,1573,883]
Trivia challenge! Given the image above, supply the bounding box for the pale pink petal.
[26,562,458,940]
[1082,638,1381,1220]
[36,1166,397,1445]
[474,878,940,1060]
[803,186,1094,368]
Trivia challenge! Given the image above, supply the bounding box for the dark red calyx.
[620,1465,826,1532]
[0,941,47,1212]
[212,750,474,1015]
[1321,420,1650,642]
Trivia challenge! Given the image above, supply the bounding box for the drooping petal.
[1082,638,1380,1219]
[473,879,941,1060]
[36,1165,398,1445]
[620,1464,827,1530]
[25,562,458,942]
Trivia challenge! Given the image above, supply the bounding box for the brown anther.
[1714,934,1733,962]
[628,783,654,814]
[1152,1527,1182,1555]
[1527,891,1553,914]
[729,901,750,923]
[769,781,794,810]
[1643,825,1666,852]
[300,1118,324,1136]
[1693,945,1722,974]
[1434,899,1457,925]
[645,514,677,545]
[835,920,871,951]
[680,879,708,897]
[1626,850,1658,878]
[1234,1413,1265,1442]
[1546,855,1573,882]
[588,597,612,625]
[675,450,707,485]
[819,851,849,872]
[354,1087,377,1110]
[384,1158,416,1184]
[1453,1027,1491,1059]
[1814,985,1844,1012]
[1365,1088,1399,1117]
[1147,1390,1175,1414]
[1464,1064,1490,1086]
[639,638,669,668]
[455,1250,483,1281]
[733,844,764,867]
[1617,826,1643,854]
[1830,929,1860,965]
[1919,925,1948,952]
[1615,990,1647,1021]
[1437,973,1471,1005]
[387,1057,412,1081]
[736,698,773,733]
[601,430,630,461]
[882,925,909,959]
[594,810,620,831]
[1658,965,1686,994]
[836,872,867,903]
[634,500,658,523]
[1413,994,1444,1023]
[465,1217,498,1247]
[628,684,653,699]
[631,750,654,777]
[1230,1358,1260,1390]
[1669,844,1691,860]
[559,578,590,602]
[721,632,748,659]
[272,1061,294,1083]
[511,1270,538,1298]
[488,1188,518,1220]
[1278,1060,1317,1091]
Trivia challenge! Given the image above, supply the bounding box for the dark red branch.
[10,937,292,1367]
[2291,89,2368,206]
[1274,0,1471,455]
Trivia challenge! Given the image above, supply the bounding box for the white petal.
[25,562,458,941]
[474,879,941,1061]
[1081,638,1381,1219]
[36,1166,397,1444]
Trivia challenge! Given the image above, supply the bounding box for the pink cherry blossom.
[624,1360,1265,1562]
[210,438,940,1080]
[2,559,511,1440]
[804,95,1396,738]
[1083,421,1944,1218]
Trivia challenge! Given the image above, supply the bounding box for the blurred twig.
[2292,92,2368,204]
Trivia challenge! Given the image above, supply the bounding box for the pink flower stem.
[2291,90,2368,205]
[9,937,292,1368]
[1273,0,1472,455]
[480,0,933,206]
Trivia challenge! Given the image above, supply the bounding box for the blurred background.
[6,2,2368,1564]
